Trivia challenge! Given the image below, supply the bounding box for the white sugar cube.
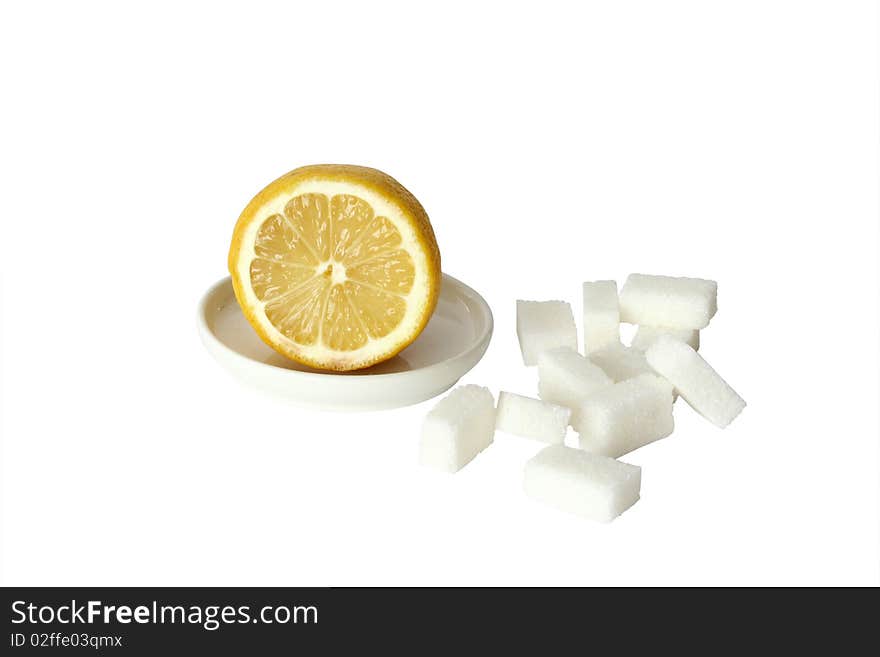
[588,343,653,383]
[582,280,620,354]
[630,325,700,352]
[619,274,717,329]
[524,445,641,522]
[573,374,674,457]
[420,385,495,473]
[516,300,577,366]
[537,347,612,426]
[645,336,746,428]
[495,392,570,444]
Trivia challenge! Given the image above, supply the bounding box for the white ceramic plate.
[197,274,493,411]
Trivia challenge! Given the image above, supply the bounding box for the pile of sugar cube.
[419,273,746,522]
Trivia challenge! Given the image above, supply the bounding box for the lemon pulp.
[229,165,441,371]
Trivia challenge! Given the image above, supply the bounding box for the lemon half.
[228,165,441,372]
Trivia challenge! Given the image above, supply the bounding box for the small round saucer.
[197,274,493,411]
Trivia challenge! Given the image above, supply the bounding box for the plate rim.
[196,272,493,381]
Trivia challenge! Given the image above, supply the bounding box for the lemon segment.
[228,165,441,371]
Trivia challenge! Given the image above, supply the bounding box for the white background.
[1,1,878,586]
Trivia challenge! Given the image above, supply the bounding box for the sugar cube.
[419,385,495,473]
[495,392,571,444]
[582,280,620,354]
[588,343,653,383]
[524,445,641,522]
[573,374,674,457]
[537,347,613,426]
[619,274,717,329]
[645,336,745,428]
[516,300,577,366]
[630,325,700,352]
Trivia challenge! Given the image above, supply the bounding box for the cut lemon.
[228,164,441,371]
